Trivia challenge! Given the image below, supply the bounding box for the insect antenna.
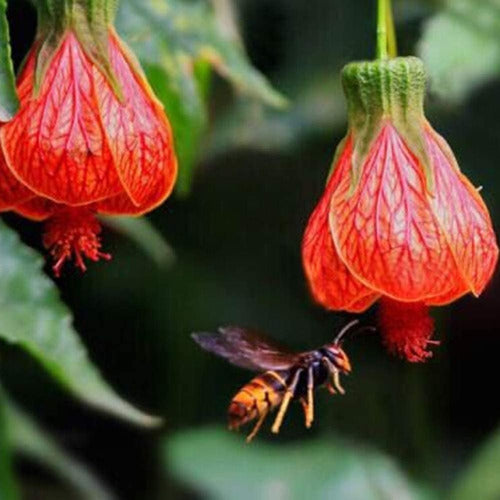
[334,319,377,345]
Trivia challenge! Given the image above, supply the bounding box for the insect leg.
[299,397,308,424]
[246,391,272,443]
[271,369,302,434]
[325,383,336,395]
[322,357,345,395]
[305,365,314,428]
[333,369,345,395]
[246,407,268,443]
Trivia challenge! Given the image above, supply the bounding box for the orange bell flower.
[302,58,498,362]
[0,3,177,275]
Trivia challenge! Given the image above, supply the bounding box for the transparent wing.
[192,326,301,371]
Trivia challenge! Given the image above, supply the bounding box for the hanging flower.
[0,0,177,275]
[302,57,498,362]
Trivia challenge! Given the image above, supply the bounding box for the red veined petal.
[329,123,465,302]
[95,31,177,211]
[13,197,59,221]
[302,136,378,312]
[94,191,159,216]
[347,292,380,313]
[0,148,34,210]
[424,281,468,306]
[425,125,499,297]
[0,33,123,205]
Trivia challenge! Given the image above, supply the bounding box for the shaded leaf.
[5,395,114,500]
[209,73,345,156]
[0,389,19,500]
[0,0,19,121]
[100,215,176,269]
[117,0,285,107]
[418,0,500,103]
[116,0,286,194]
[0,220,160,427]
[143,58,209,196]
[450,426,500,500]
[164,428,428,500]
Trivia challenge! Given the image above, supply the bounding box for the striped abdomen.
[228,370,288,430]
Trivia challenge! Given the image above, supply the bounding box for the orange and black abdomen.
[228,370,288,430]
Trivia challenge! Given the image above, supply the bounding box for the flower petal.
[95,31,177,211]
[0,149,34,210]
[302,137,378,311]
[329,123,465,302]
[0,34,123,205]
[13,197,58,221]
[95,191,159,216]
[425,126,498,296]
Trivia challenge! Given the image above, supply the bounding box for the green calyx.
[32,0,122,98]
[341,56,432,190]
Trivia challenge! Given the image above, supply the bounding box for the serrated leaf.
[164,428,429,500]
[100,215,176,268]
[450,426,500,500]
[0,0,19,121]
[418,0,500,103]
[4,394,114,500]
[0,389,19,500]
[0,220,160,427]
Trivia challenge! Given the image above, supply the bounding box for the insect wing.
[192,326,300,371]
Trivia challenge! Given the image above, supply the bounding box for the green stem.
[376,0,397,59]
[385,0,398,58]
[376,0,388,59]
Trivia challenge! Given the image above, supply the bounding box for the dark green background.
[3,0,499,498]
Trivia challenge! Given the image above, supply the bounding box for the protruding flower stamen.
[302,56,497,362]
[43,208,111,277]
[0,24,177,275]
[378,298,438,362]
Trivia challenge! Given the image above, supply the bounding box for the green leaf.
[449,426,500,500]
[209,72,345,156]
[116,0,286,194]
[100,215,176,268]
[117,0,285,107]
[418,0,500,103]
[143,58,209,196]
[4,395,113,500]
[0,0,20,121]
[0,390,19,500]
[0,220,160,427]
[164,428,429,500]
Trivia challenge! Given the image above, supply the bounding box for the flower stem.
[376,0,397,59]
[385,0,398,58]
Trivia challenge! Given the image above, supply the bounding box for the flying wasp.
[192,320,360,442]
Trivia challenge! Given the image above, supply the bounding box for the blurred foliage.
[0,0,18,121]
[100,216,176,269]
[449,426,500,500]
[165,428,430,500]
[116,0,286,195]
[419,0,500,103]
[208,75,345,156]
[0,389,19,500]
[0,220,158,427]
[4,392,113,500]
[3,0,500,498]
